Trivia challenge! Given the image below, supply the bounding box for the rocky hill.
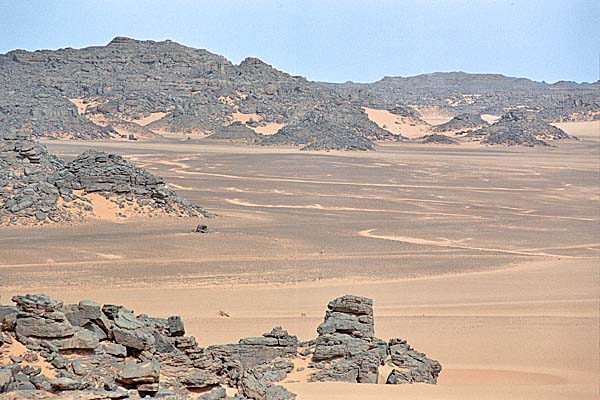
[0,294,440,399]
[470,110,571,147]
[0,37,396,151]
[1,37,595,150]
[337,72,600,122]
[418,134,459,145]
[0,129,210,225]
[432,113,489,133]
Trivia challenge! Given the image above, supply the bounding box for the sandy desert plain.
[0,121,599,399]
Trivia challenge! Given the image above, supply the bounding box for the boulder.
[197,385,227,400]
[167,315,185,337]
[15,316,74,339]
[386,338,442,384]
[117,359,160,386]
[112,327,155,351]
[50,377,81,391]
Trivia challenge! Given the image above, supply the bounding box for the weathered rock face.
[386,338,442,384]
[1,294,299,399]
[0,129,67,224]
[305,295,441,385]
[0,294,441,398]
[0,132,211,225]
[0,37,399,151]
[206,121,260,143]
[471,110,571,146]
[432,113,488,133]
[307,295,386,383]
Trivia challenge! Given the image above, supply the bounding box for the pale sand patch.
[86,113,110,127]
[1,340,56,378]
[229,108,286,134]
[231,111,263,124]
[218,96,236,106]
[85,193,156,223]
[152,128,212,138]
[357,229,590,258]
[95,253,123,260]
[166,183,195,191]
[124,112,167,126]
[414,106,454,125]
[226,198,483,220]
[68,98,101,115]
[86,193,125,222]
[552,121,599,140]
[481,114,501,124]
[251,122,287,135]
[363,107,430,138]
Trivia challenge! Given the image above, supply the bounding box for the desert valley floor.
[1,122,598,399]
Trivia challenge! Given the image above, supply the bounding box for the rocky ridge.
[432,113,489,133]
[418,134,459,145]
[1,38,594,150]
[0,295,441,399]
[0,38,402,151]
[471,110,572,146]
[336,72,600,121]
[0,130,210,225]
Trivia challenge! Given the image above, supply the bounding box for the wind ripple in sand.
[358,229,587,258]
[226,199,484,219]
[176,171,543,192]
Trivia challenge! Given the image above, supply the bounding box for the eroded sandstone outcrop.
[0,129,211,225]
[0,294,441,399]
[303,295,441,385]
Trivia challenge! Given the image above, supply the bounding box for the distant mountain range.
[1,37,597,150]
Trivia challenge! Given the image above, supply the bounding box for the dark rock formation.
[419,134,459,144]
[261,109,402,151]
[385,338,442,384]
[0,131,211,225]
[0,37,399,151]
[432,113,488,132]
[1,294,441,398]
[338,72,600,122]
[472,110,571,146]
[308,296,386,383]
[1,38,595,150]
[0,129,74,225]
[305,295,441,385]
[206,122,260,143]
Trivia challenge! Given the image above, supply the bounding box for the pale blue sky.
[1,0,598,83]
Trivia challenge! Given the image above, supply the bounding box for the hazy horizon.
[1,0,598,84]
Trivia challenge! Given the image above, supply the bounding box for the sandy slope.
[363,107,431,138]
[552,120,600,141]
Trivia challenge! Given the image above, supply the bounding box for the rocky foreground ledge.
[0,295,441,399]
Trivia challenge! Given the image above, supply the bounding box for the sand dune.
[363,107,431,138]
